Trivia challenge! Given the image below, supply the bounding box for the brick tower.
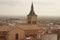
[27,3,37,24]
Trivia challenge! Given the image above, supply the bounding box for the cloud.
[33,1,53,5]
[38,2,53,5]
[0,0,16,6]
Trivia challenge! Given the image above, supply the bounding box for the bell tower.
[27,3,37,24]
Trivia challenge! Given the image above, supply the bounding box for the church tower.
[27,3,37,24]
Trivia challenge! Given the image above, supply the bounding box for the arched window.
[32,21,36,24]
[15,33,18,40]
[28,21,31,24]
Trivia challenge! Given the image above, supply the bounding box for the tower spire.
[31,2,34,11]
[28,3,37,16]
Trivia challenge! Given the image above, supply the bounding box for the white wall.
[41,34,57,40]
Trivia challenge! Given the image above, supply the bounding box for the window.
[32,21,36,24]
[28,21,31,24]
[15,33,18,40]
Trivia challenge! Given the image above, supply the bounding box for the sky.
[0,0,60,17]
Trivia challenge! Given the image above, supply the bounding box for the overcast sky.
[0,0,60,17]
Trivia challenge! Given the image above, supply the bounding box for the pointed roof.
[28,3,37,16]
